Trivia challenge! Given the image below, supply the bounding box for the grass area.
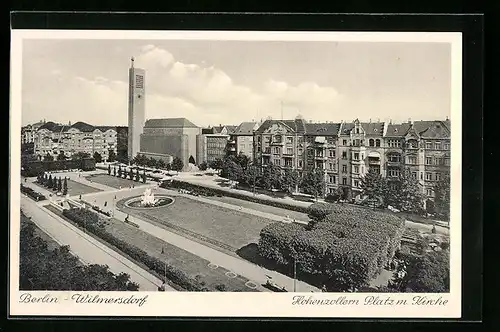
[33,179,101,196]
[206,195,309,222]
[86,174,141,189]
[117,196,273,251]
[45,205,259,292]
[21,212,60,251]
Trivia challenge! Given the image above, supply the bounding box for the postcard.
[10,29,462,318]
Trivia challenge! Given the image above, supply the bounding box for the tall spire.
[131,56,135,68]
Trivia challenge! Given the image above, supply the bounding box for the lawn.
[117,196,273,251]
[206,195,309,222]
[84,212,259,292]
[34,179,101,196]
[85,174,141,189]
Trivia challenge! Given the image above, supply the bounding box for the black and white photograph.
[10,29,462,318]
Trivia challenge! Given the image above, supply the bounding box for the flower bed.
[62,207,207,291]
[258,202,405,291]
[21,184,47,201]
[162,180,309,214]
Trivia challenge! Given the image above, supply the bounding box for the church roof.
[144,118,199,128]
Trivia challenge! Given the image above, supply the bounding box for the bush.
[162,180,310,214]
[21,158,96,177]
[258,202,405,292]
[62,207,206,291]
[20,185,47,201]
[215,283,227,291]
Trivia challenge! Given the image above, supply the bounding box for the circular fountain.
[124,188,174,209]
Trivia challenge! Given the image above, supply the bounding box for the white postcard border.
[9,29,463,318]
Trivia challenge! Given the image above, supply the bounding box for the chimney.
[69,121,71,126]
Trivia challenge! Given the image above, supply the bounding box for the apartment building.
[34,121,119,161]
[21,120,46,144]
[227,122,260,158]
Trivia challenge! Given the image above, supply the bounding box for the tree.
[166,163,172,171]
[93,151,102,163]
[72,152,91,160]
[198,161,208,171]
[108,150,116,162]
[220,159,243,184]
[57,177,62,192]
[148,157,157,168]
[47,175,53,188]
[209,158,224,173]
[235,153,250,170]
[171,157,184,172]
[157,159,166,169]
[57,151,67,161]
[135,168,140,182]
[108,165,111,175]
[63,177,68,195]
[129,169,134,180]
[142,169,147,183]
[433,173,450,220]
[300,168,326,200]
[118,166,122,177]
[360,169,387,207]
[281,168,300,194]
[385,169,425,214]
[113,167,116,176]
[44,153,54,162]
[260,164,282,191]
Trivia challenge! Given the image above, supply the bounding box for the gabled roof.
[339,122,355,135]
[144,118,199,128]
[361,122,384,136]
[202,128,215,134]
[385,123,410,137]
[304,123,341,136]
[225,125,237,134]
[255,119,307,134]
[233,122,258,135]
[416,121,450,139]
[385,120,450,139]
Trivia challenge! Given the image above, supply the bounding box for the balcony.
[351,158,364,164]
[314,155,327,160]
[368,157,380,165]
[270,141,285,146]
[386,161,401,167]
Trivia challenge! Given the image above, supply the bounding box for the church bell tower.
[127,57,146,161]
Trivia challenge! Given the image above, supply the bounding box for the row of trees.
[36,173,68,195]
[359,168,450,218]
[20,211,139,291]
[130,154,184,172]
[42,150,117,163]
[204,154,327,199]
[108,165,147,183]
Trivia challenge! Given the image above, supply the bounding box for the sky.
[21,39,452,127]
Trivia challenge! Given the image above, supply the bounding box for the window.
[328,188,335,194]
[343,139,347,146]
[264,136,271,143]
[329,149,335,158]
[298,148,303,155]
[273,147,280,154]
[444,142,450,150]
[298,160,303,168]
[328,163,334,170]
[411,171,417,179]
[420,172,423,180]
[435,142,441,150]
[407,156,417,165]
[434,157,443,166]
[354,152,359,160]
[375,139,381,147]
[342,151,347,159]
[274,135,282,143]
[356,128,360,134]
[354,180,359,187]
[388,168,400,177]
[435,172,441,181]
[426,157,433,165]
[426,172,433,181]
[274,159,281,166]
[353,165,359,174]
[135,75,144,88]
[285,159,293,167]
[286,148,293,155]
[286,137,293,144]
[369,139,374,147]
[444,158,450,166]
[425,141,432,149]
[342,165,347,173]
[388,154,401,162]
[329,175,336,183]
[308,149,314,156]
[426,189,434,197]
[342,177,347,185]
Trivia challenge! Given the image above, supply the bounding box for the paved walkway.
[83,189,320,292]
[20,196,175,291]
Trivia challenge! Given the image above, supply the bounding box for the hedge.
[20,185,47,201]
[161,180,310,213]
[62,207,207,291]
[22,158,96,177]
[258,202,405,291]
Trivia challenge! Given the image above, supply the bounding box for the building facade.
[196,133,230,164]
[140,118,201,170]
[34,121,119,161]
[21,120,46,144]
[128,58,146,160]
[227,122,260,157]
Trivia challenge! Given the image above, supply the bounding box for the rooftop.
[144,118,199,128]
[304,123,341,136]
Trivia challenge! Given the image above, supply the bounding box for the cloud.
[22,44,344,126]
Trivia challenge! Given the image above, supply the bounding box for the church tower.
[127,57,146,161]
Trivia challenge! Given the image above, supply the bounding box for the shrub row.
[162,180,310,213]
[21,184,47,201]
[22,158,96,177]
[258,202,405,291]
[62,207,207,291]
